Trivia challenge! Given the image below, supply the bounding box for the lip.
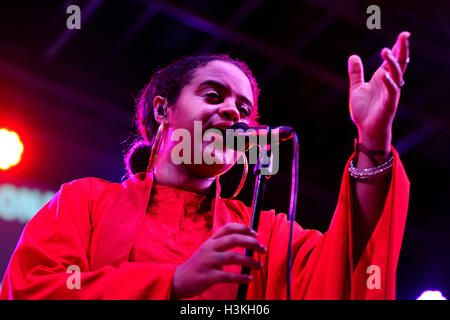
[203,122,235,148]
[209,122,234,131]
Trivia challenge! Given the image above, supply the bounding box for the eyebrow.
[198,80,254,108]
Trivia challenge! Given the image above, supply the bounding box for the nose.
[218,100,240,123]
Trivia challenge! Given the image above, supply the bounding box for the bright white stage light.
[417,290,447,300]
[0,128,24,170]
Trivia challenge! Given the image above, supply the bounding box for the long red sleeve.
[246,146,410,299]
[0,179,176,300]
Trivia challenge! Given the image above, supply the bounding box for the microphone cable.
[286,130,299,300]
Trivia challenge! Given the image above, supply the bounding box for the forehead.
[190,60,253,101]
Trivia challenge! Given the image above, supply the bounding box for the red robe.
[0,147,410,299]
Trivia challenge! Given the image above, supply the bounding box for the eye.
[238,104,252,117]
[204,91,222,103]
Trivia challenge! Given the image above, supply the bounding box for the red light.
[0,128,24,170]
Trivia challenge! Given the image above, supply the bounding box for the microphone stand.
[236,127,273,300]
[235,126,299,300]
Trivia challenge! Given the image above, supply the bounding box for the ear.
[152,95,168,124]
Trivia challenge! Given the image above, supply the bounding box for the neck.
[153,148,216,195]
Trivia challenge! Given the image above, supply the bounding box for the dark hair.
[123,53,260,178]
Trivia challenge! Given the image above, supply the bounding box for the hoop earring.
[229,153,248,199]
[147,122,168,174]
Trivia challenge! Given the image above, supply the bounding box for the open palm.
[348,31,410,148]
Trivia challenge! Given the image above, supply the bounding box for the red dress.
[0,147,410,299]
[129,183,213,268]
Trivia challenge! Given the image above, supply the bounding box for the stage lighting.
[417,290,447,300]
[0,128,24,170]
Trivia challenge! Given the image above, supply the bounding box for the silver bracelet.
[349,155,394,180]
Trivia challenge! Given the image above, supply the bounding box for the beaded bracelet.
[349,155,393,180]
[349,138,394,180]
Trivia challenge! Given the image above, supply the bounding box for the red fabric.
[0,147,409,299]
[129,184,213,265]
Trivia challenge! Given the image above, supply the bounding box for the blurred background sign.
[0,184,55,223]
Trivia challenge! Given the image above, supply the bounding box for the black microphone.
[222,122,294,151]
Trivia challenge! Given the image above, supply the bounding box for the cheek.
[171,97,214,130]
[247,116,259,127]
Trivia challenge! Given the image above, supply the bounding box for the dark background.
[1,0,449,299]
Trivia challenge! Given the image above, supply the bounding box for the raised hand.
[347,31,411,152]
[171,223,266,299]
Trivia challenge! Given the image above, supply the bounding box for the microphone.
[222,122,294,151]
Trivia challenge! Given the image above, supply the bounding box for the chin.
[185,160,235,178]
[187,149,237,178]
[184,142,239,177]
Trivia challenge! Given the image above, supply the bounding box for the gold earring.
[229,153,249,199]
[147,122,168,173]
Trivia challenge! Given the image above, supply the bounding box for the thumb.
[348,55,364,89]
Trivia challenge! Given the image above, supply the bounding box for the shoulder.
[59,176,128,199]
[57,172,151,200]
[58,172,151,211]
[52,177,129,218]
[60,176,117,191]
[50,177,134,227]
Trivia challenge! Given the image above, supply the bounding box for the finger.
[347,55,365,89]
[382,71,400,96]
[391,40,399,57]
[213,234,266,253]
[381,48,403,87]
[395,31,411,73]
[390,32,410,73]
[211,223,256,239]
[212,252,263,269]
[382,42,397,71]
[210,270,253,284]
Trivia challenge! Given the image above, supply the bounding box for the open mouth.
[203,128,226,148]
[205,123,233,145]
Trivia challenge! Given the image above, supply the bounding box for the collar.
[91,171,225,270]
